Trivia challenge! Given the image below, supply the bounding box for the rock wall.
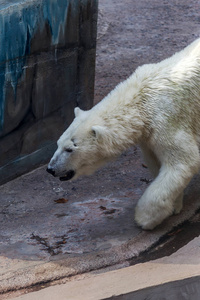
[0,0,98,184]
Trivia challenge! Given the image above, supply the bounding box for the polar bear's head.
[47,107,112,181]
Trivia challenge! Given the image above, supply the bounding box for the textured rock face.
[0,0,98,184]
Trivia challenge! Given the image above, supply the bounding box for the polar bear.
[47,38,200,230]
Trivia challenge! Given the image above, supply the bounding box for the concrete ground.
[1,0,200,298]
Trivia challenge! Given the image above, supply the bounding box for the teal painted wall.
[0,0,79,131]
[0,0,98,184]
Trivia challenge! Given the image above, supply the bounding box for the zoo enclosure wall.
[0,0,98,185]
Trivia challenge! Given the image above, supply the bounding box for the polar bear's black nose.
[46,167,55,176]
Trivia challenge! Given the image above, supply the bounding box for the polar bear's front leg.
[140,146,184,218]
[135,159,198,230]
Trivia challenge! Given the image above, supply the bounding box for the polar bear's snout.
[46,167,76,181]
[46,167,55,176]
[47,148,76,181]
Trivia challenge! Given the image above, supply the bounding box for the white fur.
[48,38,200,230]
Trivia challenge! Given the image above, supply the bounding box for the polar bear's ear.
[91,125,106,139]
[74,107,84,118]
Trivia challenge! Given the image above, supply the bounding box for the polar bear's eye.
[71,139,77,147]
[65,148,73,153]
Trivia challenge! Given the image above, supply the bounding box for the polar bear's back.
[135,39,200,142]
[157,38,200,70]
[137,38,200,80]
[94,38,200,144]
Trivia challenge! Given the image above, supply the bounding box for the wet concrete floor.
[0,147,151,261]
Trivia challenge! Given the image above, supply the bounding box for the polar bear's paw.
[134,201,173,230]
[134,208,160,230]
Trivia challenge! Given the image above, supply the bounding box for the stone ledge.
[7,236,200,300]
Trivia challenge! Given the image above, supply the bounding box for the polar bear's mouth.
[60,170,75,181]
